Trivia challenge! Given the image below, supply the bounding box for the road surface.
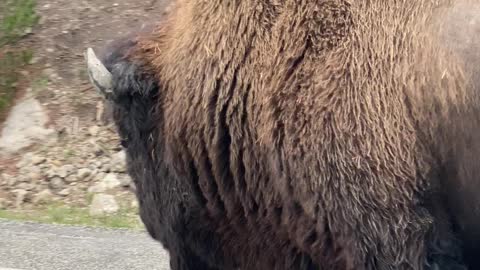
[0,219,171,270]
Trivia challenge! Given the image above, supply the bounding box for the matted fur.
[96,0,480,269]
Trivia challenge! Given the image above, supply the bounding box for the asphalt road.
[0,219,171,270]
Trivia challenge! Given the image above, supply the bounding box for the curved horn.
[85,48,113,99]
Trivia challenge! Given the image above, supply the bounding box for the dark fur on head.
[94,1,480,269]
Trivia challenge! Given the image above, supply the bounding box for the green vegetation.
[0,0,38,118]
[0,50,33,112]
[0,0,39,46]
[0,203,144,230]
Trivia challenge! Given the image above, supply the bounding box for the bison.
[85,0,480,269]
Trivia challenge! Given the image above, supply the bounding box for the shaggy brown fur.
[96,0,480,269]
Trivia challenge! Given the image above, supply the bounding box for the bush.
[0,50,33,112]
[0,0,38,120]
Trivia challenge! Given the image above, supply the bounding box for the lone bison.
[85,0,480,269]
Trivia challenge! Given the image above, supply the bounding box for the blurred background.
[0,0,172,269]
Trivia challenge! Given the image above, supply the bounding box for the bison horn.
[85,47,114,99]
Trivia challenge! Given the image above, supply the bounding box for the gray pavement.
[0,219,170,270]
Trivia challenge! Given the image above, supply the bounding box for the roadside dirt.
[27,0,170,128]
[0,0,171,209]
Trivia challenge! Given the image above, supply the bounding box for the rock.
[94,172,106,182]
[110,150,126,172]
[88,125,100,136]
[87,183,106,193]
[0,198,7,209]
[64,174,77,183]
[57,164,75,178]
[49,177,64,190]
[32,189,53,204]
[89,194,119,216]
[102,173,122,189]
[51,160,62,167]
[0,98,54,155]
[39,163,49,169]
[57,169,68,178]
[13,189,28,208]
[2,173,14,186]
[17,153,34,168]
[19,165,41,177]
[77,168,92,180]
[113,150,127,162]
[118,174,132,187]
[87,173,121,193]
[100,163,111,173]
[31,155,46,165]
[130,199,139,209]
[58,188,70,196]
[27,171,43,181]
[16,183,35,191]
[19,165,43,181]
[46,168,56,179]
[93,160,103,169]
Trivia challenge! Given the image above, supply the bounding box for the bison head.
[84,36,159,151]
[84,39,169,242]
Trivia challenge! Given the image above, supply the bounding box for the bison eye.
[120,138,129,148]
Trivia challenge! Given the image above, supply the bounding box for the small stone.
[101,173,122,189]
[88,126,100,136]
[112,150,126,162]
[94,172,106,182]
[130,199,139,209]
[77,168,92,180]
[88,183,106,193]
[46,169,56,178]
[100,163,111,173]
[30,56,41,64]
[58,188,70,196]
[57,169,68,178]
[16,183,35,191]
[31,155,46,165]
[93,161,102,169]
[2,173,14,186]
[13,189,28,208]
[57,164,75,178]
[89,194,119,216]
[17,153,33,168]
[51,160,62,167]
[110,150,127,172]
[64,174,77,183]
[118,174,132,187]
[49,177,64,190]
[32,189,53,204]
[19,165,41,176]
[0,198,7,209]
[28,171,43,181]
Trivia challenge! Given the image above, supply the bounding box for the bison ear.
[85,47,114,100]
